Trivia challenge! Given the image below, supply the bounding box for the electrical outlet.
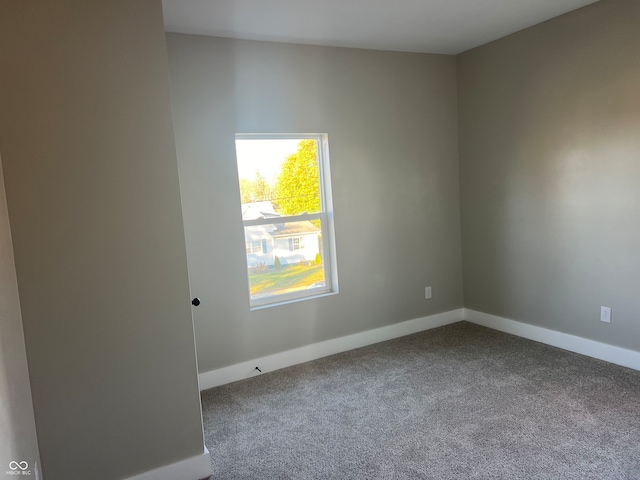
[600,306,611,323]
[425,286,432,299]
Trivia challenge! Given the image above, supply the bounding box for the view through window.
[235,134,337,307]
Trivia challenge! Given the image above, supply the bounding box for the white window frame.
[236,133,339,309]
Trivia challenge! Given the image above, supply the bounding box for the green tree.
[274,140,320,215]
[239,170,273,203]
[239,178,254,203]
[253,170,272,202]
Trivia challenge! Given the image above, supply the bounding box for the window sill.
[250,289,338,311]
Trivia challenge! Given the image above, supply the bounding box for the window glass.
[235,135,337,307]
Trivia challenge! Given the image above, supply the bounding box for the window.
[246,241,262,254]
[289,237,303,251]
[235,134,338,307]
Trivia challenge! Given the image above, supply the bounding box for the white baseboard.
[464,308,640,371]
[198,307,639,391]
[124,447,211,480]
[199,308,464,390]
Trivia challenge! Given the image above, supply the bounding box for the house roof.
[242,202,320,238]
[244,220,319,242]
[244,224,274,242]
[242,201,278,220]
[271,221,320,238]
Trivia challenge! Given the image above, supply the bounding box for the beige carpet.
[201,321,640,479]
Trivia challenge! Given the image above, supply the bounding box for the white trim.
[198,307,640,392]
[123,447,211,480]
[464,308,640,371]
[199,309,464,390]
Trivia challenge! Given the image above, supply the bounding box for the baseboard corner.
[465,308,640,372]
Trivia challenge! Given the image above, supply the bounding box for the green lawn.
[249,264,324,296]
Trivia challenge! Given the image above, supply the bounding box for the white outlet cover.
[600,306,611,323]
[425,286,432,299]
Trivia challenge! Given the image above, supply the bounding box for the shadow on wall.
[0,157,41,478]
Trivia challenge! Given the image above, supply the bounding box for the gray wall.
[458,0,640,350]
[0,157,41,477]
[0,2,205,479]
[166,35,464,373]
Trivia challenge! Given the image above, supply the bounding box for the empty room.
[1,0,639,479]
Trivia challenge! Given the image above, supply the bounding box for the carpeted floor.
[201,321,640,479]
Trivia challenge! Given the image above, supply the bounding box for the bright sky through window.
[235,139,299,183]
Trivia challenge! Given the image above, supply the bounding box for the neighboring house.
[242,201,321,267]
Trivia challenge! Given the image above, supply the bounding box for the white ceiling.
[162,0,600,55]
